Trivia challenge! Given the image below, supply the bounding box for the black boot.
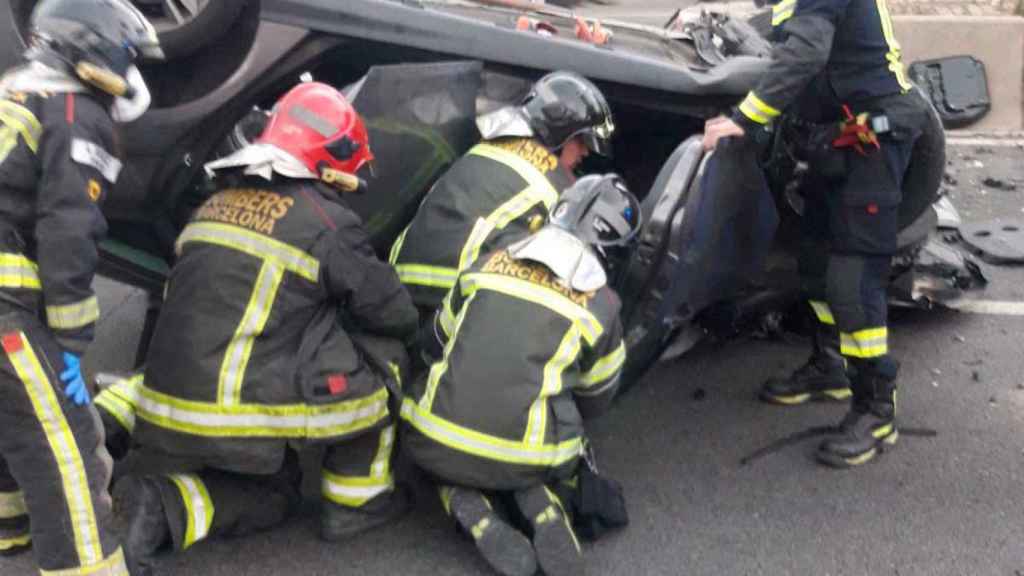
[114,476,171,576]
[320,483,412,543]
[514,485,584,576]
[761,324,852,405]
[817,360,898,469]
[447,486,537,576]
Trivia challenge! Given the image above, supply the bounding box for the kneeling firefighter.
[402,174,638,576]
[389,71,615,318]
[703,0,935,467]
[111,82,419,573]
[0,0,161,573]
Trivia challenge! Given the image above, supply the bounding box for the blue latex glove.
[60,352,90,406]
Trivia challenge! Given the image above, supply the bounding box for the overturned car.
[3,0,985,382]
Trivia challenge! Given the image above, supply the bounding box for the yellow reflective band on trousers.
[524,326,581,446]
[38,547,129,576]
[809,300,836,326]
[135,382,390,439]
[876,0,913,91]
[218,261,284,406]
[321,426,395,508]
[176,222,320,282]
[0,100,41,153]
[0,533,30,551]
[46,296,100,331]
[5,332,103,566]
[579,341,626,389]
[94,375,142,434]
[420,293,477,412]
[738,92,782,125]
[401,397,583,467]
[0,253,41,290]
[395,263,459,290]
[840,327,889,358]
[0,489,27,519]
[460,273,603,345]
[168,474,214,549]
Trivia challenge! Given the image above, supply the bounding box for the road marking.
[943,300,1024,316]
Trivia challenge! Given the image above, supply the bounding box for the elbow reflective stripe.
[168,474,214,549]
[738,92,781,125]
[420,293,477,412]
[0,253,41,290]
[460,273,603,345]
[2,331,103,566]
[395,263,458,289]
[94,375,142,434]
[135,382,390,439]
[0,101,41,153]
[579,341,626,388]
[177,222,320,282]
[0,490,27,519]
[46,296,100,330]
[322,426,395,508]
[876,0,913,91]
[771,0,796,25]
[524,326,582,446]
[840,327,889,358]
[401,398,583,467]
[39,547,130,576]
[809,300,836,326]
[218,262,285,407]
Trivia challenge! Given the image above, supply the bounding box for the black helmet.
[522,71,615,157]
[29,0,162,95]
[550,174,641,248]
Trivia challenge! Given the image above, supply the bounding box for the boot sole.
[760,388,852,406]
[816,429,898,469]
[532,518,585,576]
[320,493,411,543]
[450,490,537,576]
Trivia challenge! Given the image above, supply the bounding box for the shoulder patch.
[71,138,122,183]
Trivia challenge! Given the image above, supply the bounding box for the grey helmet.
[28,0,163,96]
[477,71,615,157]
[509,173,640,292]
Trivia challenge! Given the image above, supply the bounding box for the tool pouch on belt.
[570,445,628,542]
[798,122,847,182]
[294,306,375,406]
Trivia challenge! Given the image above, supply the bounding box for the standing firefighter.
[0,0,161,573]
[402,174,638,576]
[389,71,614,317]
[113,82,418,573]
[703,0,933,467]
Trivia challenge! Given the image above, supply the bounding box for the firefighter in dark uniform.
[112,82,419,573]
[403,174,639,576]
[389,71,615,317]
[0,0,161,573]
[703,0,933,467]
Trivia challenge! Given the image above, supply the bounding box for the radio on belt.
[870,114,891,135]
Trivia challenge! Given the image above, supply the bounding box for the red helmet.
[257,82,374,182]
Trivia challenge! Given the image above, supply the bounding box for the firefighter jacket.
[389,137,574,311]
[0,82,114,354]
[135,181,419,474]
[734,0,913,128]
[401,247,625,491]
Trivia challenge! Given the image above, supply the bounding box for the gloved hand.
[60,352,90,406]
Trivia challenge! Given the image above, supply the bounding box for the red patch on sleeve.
[1,333,23,353]
[866,203,879,215]
[65,94,75,124]
[327,374,347,395]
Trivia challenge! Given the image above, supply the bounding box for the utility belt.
[787,98,901,179]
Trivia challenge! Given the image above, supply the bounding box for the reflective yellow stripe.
[438,289,457,337]
[460,272,603,345]
[395,263,459,289]
[401,397,583,467]
[0,100,41,153]
[168,474,214,549]
[876,0,912,91]
[46,296,100,330]
[94,375,142,434]
[39,547,129,576]
[524,326,581,446]
[738,92,781,125]
[6,333,103,565]
[579,341,626,389]
[177,222,320,282]
[543,486,580,553]
[0,533,30,550]
[421,293,477,412]
[809,300,836,326]
[388,226,409,265]
[135,383,389,439]
[468,144,560,210]
[0,125,19,165]
[218,262,284,406]
[438,485,454,515]
[0,490,27,519]
[772,6,796,26]
[458,217,497,273]
[322,426,395,508]
[840,327,889,358]
[0,253,41,290]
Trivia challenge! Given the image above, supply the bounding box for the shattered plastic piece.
[933,196,962,230]
[982,177,1016,191]
[971,160,985,169]
[972,371,981,383]
[959,219,1024,264]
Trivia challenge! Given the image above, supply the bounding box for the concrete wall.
[894,16,1024,131]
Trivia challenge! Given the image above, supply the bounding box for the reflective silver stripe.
[0,490,27,519]
[218,262,284,406]
[46,296,100,330]
[39,547,130,576]
[0,253,41,289]
[168,474,213,548]
[177,222,320,282]
[321,472,392,507]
